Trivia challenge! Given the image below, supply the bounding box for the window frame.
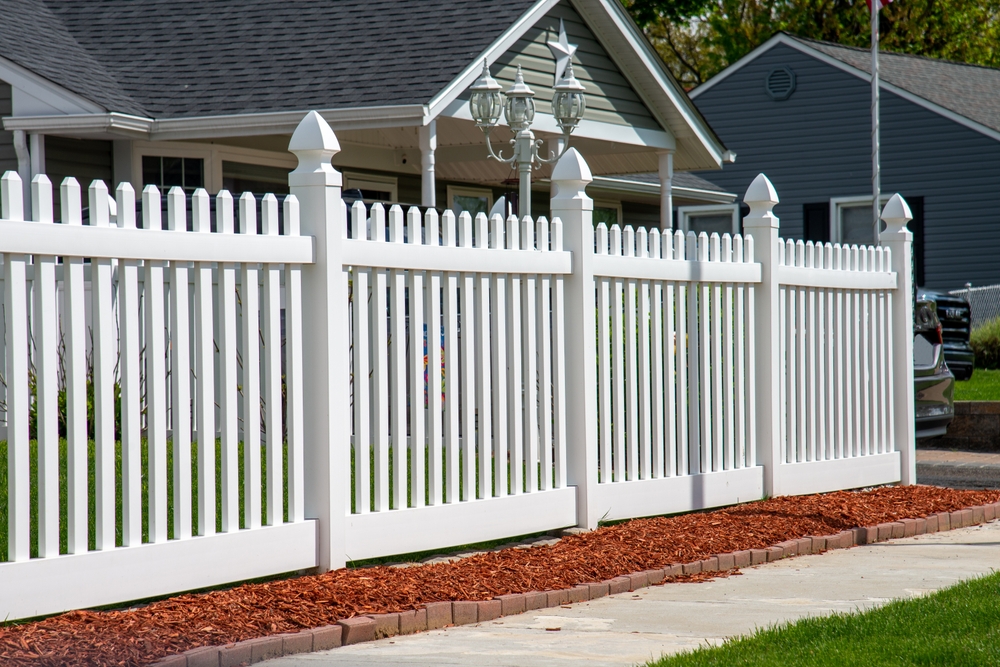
[131,140,296,195]
[829,195,893,245]
[676,203,740,236]
[447,185,493,216]
[344,172,398,203]
[593,199,623,227]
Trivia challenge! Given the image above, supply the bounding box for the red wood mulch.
[2,485,998,667]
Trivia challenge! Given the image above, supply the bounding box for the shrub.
[971,315,1000,369]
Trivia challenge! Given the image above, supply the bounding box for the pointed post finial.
[289,111,341,184]
[880,193,912,236]
[550,147,592,203]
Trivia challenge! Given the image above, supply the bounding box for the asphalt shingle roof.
[610,171,729,193]
[793,35,1000,135]
[0,0,539,118]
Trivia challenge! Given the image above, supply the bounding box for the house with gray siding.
[0,0,732,229]
[690,33,1000,290]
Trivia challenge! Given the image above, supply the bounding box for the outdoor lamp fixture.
[468,60,586,217]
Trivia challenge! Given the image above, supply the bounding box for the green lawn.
[953,368,1000,401]
[646,572,1000,667]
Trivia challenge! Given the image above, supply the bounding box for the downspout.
[12,129,31,219]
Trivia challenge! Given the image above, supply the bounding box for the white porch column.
[658,150,673,230]
[113,140,134,189]
[29,134,45,178]
[12,130,30,218]
[419,120,436,208]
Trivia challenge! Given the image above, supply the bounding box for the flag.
[865,0,892,10]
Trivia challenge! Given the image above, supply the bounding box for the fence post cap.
[880,193,912,235]
[551,147,593,205]
[289,111,340,173]
[743,173,778,208]
[551,147,592,184]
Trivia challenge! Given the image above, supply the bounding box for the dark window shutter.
[905,196,925,287]
[803,203,829,243]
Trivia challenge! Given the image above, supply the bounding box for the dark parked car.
[914,300,955,440]
[918,290,973,380]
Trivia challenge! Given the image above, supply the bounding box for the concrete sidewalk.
[261,521,1000,667]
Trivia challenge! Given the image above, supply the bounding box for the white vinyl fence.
[0,112,916,621]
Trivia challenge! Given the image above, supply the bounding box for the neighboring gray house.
[0,0,732,229]
[689,32,1000,290]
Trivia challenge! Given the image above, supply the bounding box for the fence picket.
[505,214,523,494]
[32,176,59,557]
[611,225,626,482]
[551,216,567,488]
[285,195,305,522]
[239,193,263,528]
[521,216,539,491]
[623,226,639,481]
[443,211,461,501]
[388,205,407,509]
[167,186,193,539]
[192,189,216,534]
[427,210,444,505]
[637,227,652,480]
[371,204,390,511]
[459,211,477,500]
[408,207,426,507]
[649,229,665,479]
[142,185,169,542]
[489,213,508,497]
[674,230,688,476]
[476,213,493,497]
[261,194,283,524]
[536,216,553,491]
[722,234,735,471]
[596,224,611,484]
[710,233,723,472]
[351,201,371,513]
[217,190,240,532]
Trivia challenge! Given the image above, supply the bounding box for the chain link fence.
[948,283,1000,330]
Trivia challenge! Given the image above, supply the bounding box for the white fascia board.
[591,175,737,203]
[0,55,104,115]
[691,34,1000,145]
[3,112,153,137]
[575,0,723,165]
[441,97,674,149]
[426,0,562,121]
[4,105,428,141]
[150,105,429,141]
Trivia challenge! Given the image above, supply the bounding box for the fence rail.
[0,112,915,621]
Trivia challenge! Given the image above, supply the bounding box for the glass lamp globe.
[468,60,503,130]
[552,62,586,134]
[503,65,536,132]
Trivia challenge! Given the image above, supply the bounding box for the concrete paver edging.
[157,501,1000,667]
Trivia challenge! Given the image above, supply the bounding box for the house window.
[447,186,493,217]
[830,195,891,246]
[677,204,740,236]
[344,173,398,203]
[142,156,204,193]
[594,200,622,227]
[222,161,291,195]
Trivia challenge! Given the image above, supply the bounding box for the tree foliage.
[621,0,1000,87]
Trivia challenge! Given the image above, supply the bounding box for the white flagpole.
[872,0,881,243]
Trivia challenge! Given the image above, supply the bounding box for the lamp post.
[468,61,586,218]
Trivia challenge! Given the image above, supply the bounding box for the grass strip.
[647,571,1000,667]
[954,368,1000,401]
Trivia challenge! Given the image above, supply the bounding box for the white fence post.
[742,174,781,496]
[550,148,599,528]
[288,111,349,570]
[879,194,916,484]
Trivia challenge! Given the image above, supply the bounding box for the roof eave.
[590,175,737,203]
[2,105,430,141]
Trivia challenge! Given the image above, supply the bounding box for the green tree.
[623,0,1000,88]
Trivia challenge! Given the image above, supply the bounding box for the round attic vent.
[765,67,796,100]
